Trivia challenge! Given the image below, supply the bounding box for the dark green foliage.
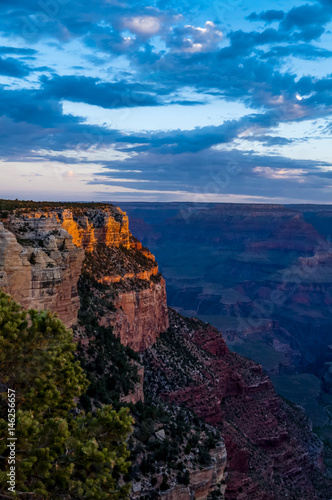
[208,489,224,499]
[16,237,35,247]
[189,432,200,448]
[198,445,212,466]
[59,238,67,251]
[76,276,139,407]
[160,474,169,491]
[0,199,114,215]
[128,396,218,490]
[131,400,171,425]
[177,470,190,485]
[150,272,163,283]
[0,291,133,499]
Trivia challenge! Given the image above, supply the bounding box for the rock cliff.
[0,219,84,328]
[0,203,168,349]
[143,309,329,500]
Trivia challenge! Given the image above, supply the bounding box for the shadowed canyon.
[120,202,332,466]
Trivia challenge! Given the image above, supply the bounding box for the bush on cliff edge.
[0,291,133,499]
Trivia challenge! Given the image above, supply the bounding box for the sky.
[0,0,331,203]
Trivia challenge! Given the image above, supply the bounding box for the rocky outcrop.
[59,206,168,350]
[0,220,84,328]
[149,444,227,500]
[100,278,168,351]
[0,204,168,349]
[60,207,130,250]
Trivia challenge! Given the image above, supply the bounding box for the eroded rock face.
[100,278,169,351]
[0,205,168,349]
[143,309,328,500]
[0,220,84,328]
[60,207,130,250]
[59,206,168,351]
[142,444,227,500]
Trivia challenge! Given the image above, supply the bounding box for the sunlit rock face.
[0,218,84,328]
[0,204,168,349]
[60,207,130,251]
[60,206,168,350]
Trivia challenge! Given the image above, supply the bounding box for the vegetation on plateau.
[0,199,114,218]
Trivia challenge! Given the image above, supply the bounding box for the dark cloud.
[244,135,295,146]
[41,75,160,108]
[88,148,332,204]
[0,46,37,55]
[247,10,285,23]
[261,44,332,60]
[0,85,78,127]
[112,111,303,155]
[0,56,31,77]
[281,3,328,30]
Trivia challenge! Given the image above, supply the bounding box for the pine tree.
[0,292,133,499]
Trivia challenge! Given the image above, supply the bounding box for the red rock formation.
[0,205,169,350]
[101,277,168,351]
[143,309,326,500]
[59,206,169,351]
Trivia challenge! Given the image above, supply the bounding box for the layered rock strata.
[0,220,84,327]
[143,308,327,500]
[0,205,168,349]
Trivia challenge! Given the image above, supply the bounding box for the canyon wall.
[143,308,327,500]
[105,281,168,351]
[0,219,84,328]
[0,204,168,350]
[62,207,168,351]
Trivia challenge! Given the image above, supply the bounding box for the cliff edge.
[0,202,168,350]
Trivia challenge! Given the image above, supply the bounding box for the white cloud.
[254,166,306,180]
[168,21,222,53]
[123,16,161,36]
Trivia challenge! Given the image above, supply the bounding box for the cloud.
[280,3,332,41]
[0,46,37,55]
[0,0,331,204]
[89,147,332,204]
[41,75,160,108]
[0,56,31,77]
[122,15,162,36]
[165,21,222,53]
[112,109,308,155]
[261,44,332,60]
[247,10,285,23]
[281,3,328,31]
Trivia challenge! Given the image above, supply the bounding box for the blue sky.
[0,0,331,203]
